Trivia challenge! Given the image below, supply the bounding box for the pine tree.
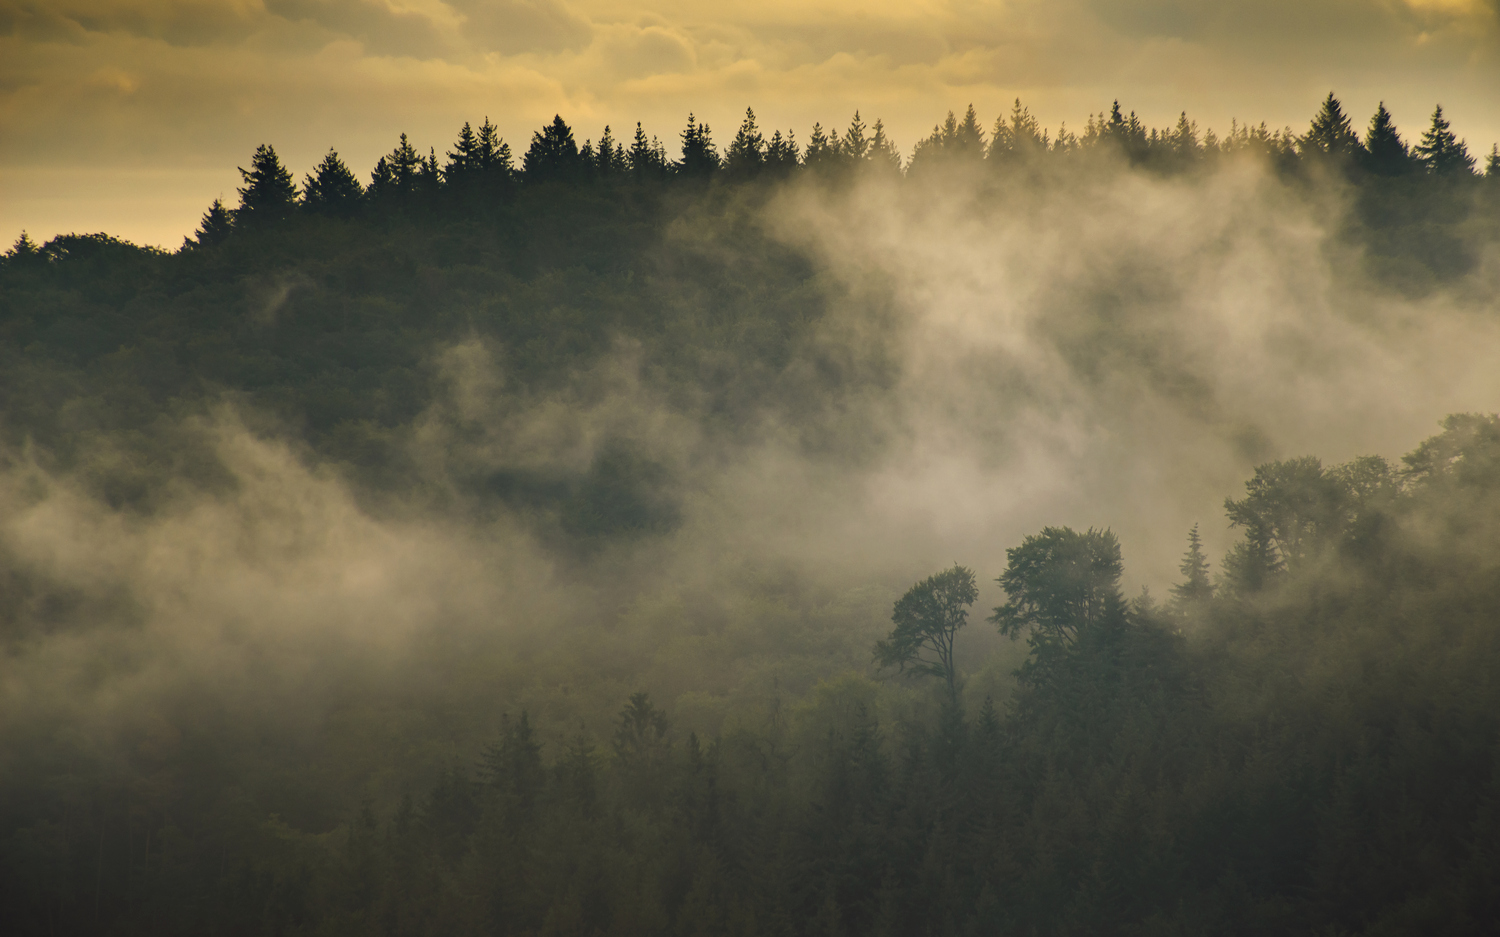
[628,122,667,181]
[1170,112,1200,164]
[444,121,482,188]
[595,125,623,178]
[1363,103,1414,176]
[765,129,800,174]
[804,122,835,170]
[1415,105,1475,176]
[725,108,765,177]
[301,149,364,216]
[235,143,298,226]
[676,113,720,177]
[523,115,584,183]
[475,117,515,177]
[367,133,423,201]
[868,120,902,175]
[1484,143,1499,179]
[840,111,870,163]
[1302,92,1365,162]
[1169,525,1213,606]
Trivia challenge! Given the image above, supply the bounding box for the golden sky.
[3,0,1498,246]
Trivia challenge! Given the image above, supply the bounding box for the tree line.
[20,93,1473,257]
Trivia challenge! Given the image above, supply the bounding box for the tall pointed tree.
[628,122,667,181]
[1169,525,1214,607]
[235,144,297,226]
[1415,105,1475,176]
[301,149,364,216]
[523,115,584,183]
[676,113,720,177]
[724,108,765,177]
[1363,103,1414,176]
[764,129,799,174]
[1302,92,1365,163]
[189,198,234,248]
[368,133,423,201]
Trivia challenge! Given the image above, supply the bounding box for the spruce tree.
[725,108,765,177]
[803,122,834,170]
[301,149,364,216]
[1302,92,1365,162]
[676,113,720,177]
[1484,144,1499,179]
[524,115,583,183]
[840,111,869,163]
[1415,105,1475,176]
[868,120,902,175]
[765,129,800,174]
[368,133,423,201]
[444,121,482,187]
[1169,525,1214,606]
[595,125,623,178]
[235,143,297,226]
[1363,103,1414,176]
[628,122,667,181]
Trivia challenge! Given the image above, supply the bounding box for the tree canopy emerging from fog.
[5,90,1500,937]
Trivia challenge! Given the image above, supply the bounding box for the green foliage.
[301,148,364,217]
[235,143,298,226]
[991,526,1125,647]
[1415,105,1476,176]
[873,565,977,704]
[1170,523,1213,607]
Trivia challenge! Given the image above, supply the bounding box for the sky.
[2,0,1498,247]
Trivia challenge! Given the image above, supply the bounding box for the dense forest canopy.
[2,94,1500,935]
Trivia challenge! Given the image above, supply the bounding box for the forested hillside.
[3,95,1500,936]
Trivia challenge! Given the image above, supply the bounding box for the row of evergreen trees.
[190,94,1498,249]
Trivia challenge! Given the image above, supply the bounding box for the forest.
[2,93,1500,935]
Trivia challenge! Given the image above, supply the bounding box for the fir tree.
[628,122,667,181]
[1415,105,1475,176]
[1169,525,1213,606]
[367,133,423,201]
[676,113,720,177]
[301,149,364,217]
[523,115,584,183]
[595,125,624,178]
[840,111,870,163]
[1484,143,1499,179]
[475,117,515,177]
[1302,92,1365,162]
[868,120,902,175]
[803,122,835,170]
[1363,103,1414,176]
[765,129,800,174]
[725,108,766,177]
[235,143,297,226]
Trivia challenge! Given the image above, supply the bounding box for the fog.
[2,154,1499,802]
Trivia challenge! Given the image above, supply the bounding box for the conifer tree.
[595,125,624,178]
[764,129,800,174]
[1302,92,1365,162]
[523,115,584,183]
[1170,112,1201,164]
[1169,525,1213,606]
[725,108,765,177]
[368,133,423,201]
[868,120,902,175]
[803,122,835,170]
[444,121,483,187]
[1363,103,1414,176]
[840,111,870,163]
[475,117,515,177]
[1415,105,1475,176]
[628,122,667,181]
[301,149,364,216]
[235,143,298,226]
[1484,144,1500,179]
[676,113,720,177]
[187,199,234,248]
